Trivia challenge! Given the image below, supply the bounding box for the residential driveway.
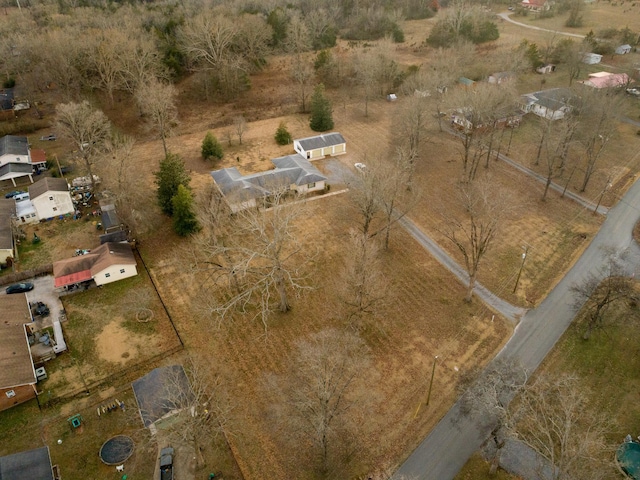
[29,275,64,327]
[0,274,64,327]
[316,156,357,186]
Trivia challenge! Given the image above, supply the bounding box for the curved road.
[497,12,586,39]
[394,174,640,478]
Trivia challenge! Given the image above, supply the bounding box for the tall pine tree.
[154,152,190,216]
[172,184,200,236]
[309,84,334,132]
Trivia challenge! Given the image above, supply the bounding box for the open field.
[507,2,640,37]
[1,5,640,478]
[142,191,512,478]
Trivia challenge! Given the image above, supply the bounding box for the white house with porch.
[293,132,346,160]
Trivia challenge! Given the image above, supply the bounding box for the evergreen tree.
[274,122,293,145]
[201,131,224,161]
[154,152,190,216]
[172,184,200,236]
[309,84,334,132]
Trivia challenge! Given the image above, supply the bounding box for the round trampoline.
[617,442,640,479]
[99,435,135,465]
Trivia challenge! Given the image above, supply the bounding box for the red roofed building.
[521,0,550,11]
[580,71,631,89]
[53,242,137,289]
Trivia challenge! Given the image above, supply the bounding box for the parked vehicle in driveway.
[160,447,174,480]
[6,282,34,294]
[40,134,56,141]
[32,301,50,317]
[4,190,25,199]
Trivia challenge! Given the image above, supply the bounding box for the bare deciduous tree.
[135,78,178,156]
[189,189,313,331]
[158,360,233,469]
[577,91,621,192]
[571,251,635,340]
[459,358,528,474]
[266,328,372,475]
[507,374,614,480]
[56,101,112,191]
[440,177,513,302]
[233,115,247,145]
[340,229,387,327]
[286,13,313,112]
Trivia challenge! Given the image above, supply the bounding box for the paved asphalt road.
[394,175,640,478]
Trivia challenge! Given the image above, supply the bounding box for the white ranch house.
[211,154,327,213]
[519,88,575,121]
[294,132,346,160]
[0,135,35,186]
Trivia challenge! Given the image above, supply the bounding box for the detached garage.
[294,132,346,160]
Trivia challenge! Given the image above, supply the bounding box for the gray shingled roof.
[0,446,54,480]
[28,177,69,201]
[211,154,327,204]
[0,135,28,156]
[0,162,32,179]
[520,88,575,112]
[296,132,345,151]
[0,198,16,252]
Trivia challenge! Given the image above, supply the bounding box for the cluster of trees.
[154,153,200,236]
[427,0,499,47]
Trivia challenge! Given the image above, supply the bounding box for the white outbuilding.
[293,132,346,160]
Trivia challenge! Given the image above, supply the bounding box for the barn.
[293,132,346,160]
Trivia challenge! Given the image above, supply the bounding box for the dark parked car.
[6,282,34,294]
[4,190,25,199]
[159,447,174,480]
[32,301,50,317]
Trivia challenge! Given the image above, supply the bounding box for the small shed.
[293,132,346,160]
[582,52,602,65]
[386,93,398,101]
[458,77,475,87]
[487,71,515,85]
[616,44,632,55]
[536,64,556,74]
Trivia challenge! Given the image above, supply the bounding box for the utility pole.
[426,355,438,406]
[513,245,529,294]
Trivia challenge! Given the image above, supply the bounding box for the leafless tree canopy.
[55,100,112,191]
[135,78,179,157]
[158,360,233,469]
[570,250,635,339]
[440,176,514,302]
[507,374,614,480]
[189,188,313,331]
[340,229,388,328]
[265,328,372,475]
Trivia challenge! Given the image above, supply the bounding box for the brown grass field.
[1,3,640,478]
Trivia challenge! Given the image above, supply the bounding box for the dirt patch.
[95,318,151,365]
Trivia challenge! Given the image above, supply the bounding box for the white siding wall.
[296,180,325,193]
[32,192,74,219]
[0,247,13,263]
[94,264,138,286]
[0,153,30,168]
